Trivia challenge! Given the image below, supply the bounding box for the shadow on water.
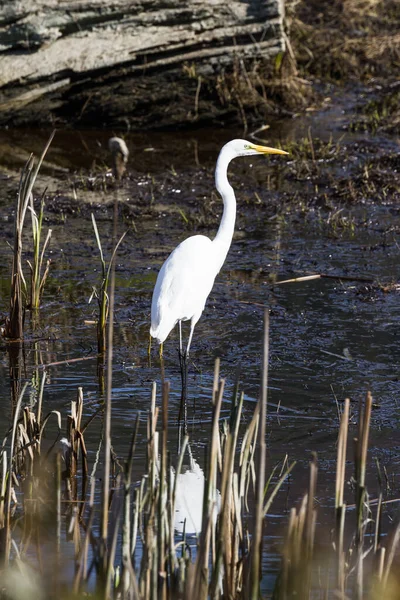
[0,99,399,587]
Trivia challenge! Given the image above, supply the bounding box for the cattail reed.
[250,309,269,600]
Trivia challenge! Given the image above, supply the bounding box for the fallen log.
[0,0,285,128]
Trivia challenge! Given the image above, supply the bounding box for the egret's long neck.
[213,150,236,269]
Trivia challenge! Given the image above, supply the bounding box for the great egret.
[150,139,288,357]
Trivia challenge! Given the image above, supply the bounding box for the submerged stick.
[274,273,374,285]
[40,355,98,368]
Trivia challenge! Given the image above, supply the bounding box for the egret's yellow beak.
[251,144,289,155]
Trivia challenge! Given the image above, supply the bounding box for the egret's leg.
[159,342,164,359]
[178,319,185,411]
[179,320,183,355]
[178,348,188,435]
[148,334,152,356]
[178,321,188,434]
[186,324,195,357]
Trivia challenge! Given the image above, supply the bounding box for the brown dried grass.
[290,0,400,81]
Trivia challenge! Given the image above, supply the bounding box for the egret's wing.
[150,236,215,341]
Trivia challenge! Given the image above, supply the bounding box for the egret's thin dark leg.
[179,321,196,433]
[178,350,188,426]
[177,358,187,454]
[178,321,188,436]
[179,320,183,355]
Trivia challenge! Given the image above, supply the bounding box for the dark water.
[0,101,399,587]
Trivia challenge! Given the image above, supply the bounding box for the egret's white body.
[150,139,288,355]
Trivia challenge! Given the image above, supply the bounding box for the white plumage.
[150,139,288,355]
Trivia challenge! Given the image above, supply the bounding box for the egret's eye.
[244,144,250,149]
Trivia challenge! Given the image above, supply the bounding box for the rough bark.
[0,0,285,128]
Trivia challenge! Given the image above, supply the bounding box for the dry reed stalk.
[0,448,6,530]
[276,453,317,600]
[139,391,159,598]
[66,388,84,478]
[106,475,122,596]
[263,459,296,517]
[73,478,96,593]
[354,391,373,600]
[158,380,170,600]
[380,521,400,593]
[190,363,224,600]
[335,397,350,597]
[374,490,383,555]
[54,452,61,598]
[36,368,47,428]
[121,414,140,598]
[130,468,143,563]
[250,309,269,600]
[3,383,28,566]
[305,453,318,593]
[65,388,88,516]
[210,390,244,598]
[99,192,122,597]
[169,434,189,595]
[5,162,31,340]
[239,402,260,512]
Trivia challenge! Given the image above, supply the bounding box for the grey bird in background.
[108,136,129,180]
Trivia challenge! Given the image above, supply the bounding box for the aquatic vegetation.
[0,328,399,598]
[28,196,52,310]
[90,213,126,355]
[4,132,54,339]
[350,87,400,134]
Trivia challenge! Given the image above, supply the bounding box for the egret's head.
[228,139,289,158]
[221,139,288,160]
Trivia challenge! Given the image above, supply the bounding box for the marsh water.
[0,92,399,587]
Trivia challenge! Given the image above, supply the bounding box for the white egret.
[150,139,288,357]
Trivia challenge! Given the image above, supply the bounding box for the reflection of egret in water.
[172,444,220,536]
